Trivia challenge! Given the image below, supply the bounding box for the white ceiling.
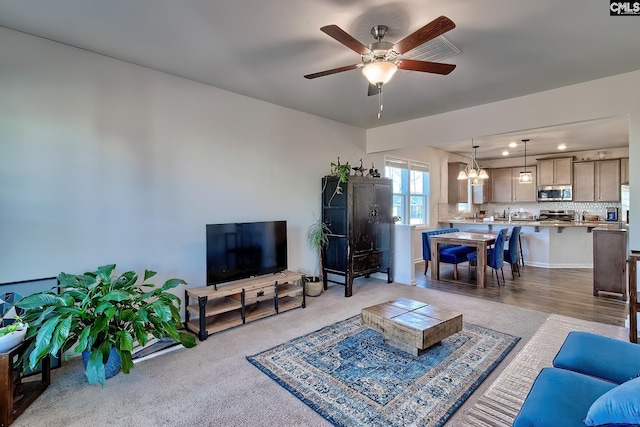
[1,0,638,158]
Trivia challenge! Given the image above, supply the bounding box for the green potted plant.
[329,158,350,198]
[306,218,330,296]
[15,264,196,386]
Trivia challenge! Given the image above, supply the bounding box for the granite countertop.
[440,219,624,228]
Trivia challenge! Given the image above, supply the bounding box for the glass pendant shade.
[519,171,533,184]
[362,62,398,85]
[471,177,483,186]
[457,170,468,180]
[478,169,490,180]
[468,168,478,179]
[519,139,532,184]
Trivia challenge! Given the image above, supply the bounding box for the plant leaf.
[92,316,108,334]
[74,325,92,353]
[102,290,131,302]
[161,278,186,291]
[118,330,134,352]
[85,349,106,386]
[119,349,133,374]
[151,304,172,322]
[34,314,61,352]
[117,271,138,289]
[95,301,114,315]
[95,264,116,282]
[144,270,157,281]
[178,332,197,348]
[50,315,72,356]
[15,293,59,309]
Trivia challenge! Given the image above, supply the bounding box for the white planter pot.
[0,326,27,353]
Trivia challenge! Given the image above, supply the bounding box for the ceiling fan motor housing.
[368,41,394,59]
[370,25,389,41]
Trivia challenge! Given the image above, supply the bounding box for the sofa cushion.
[584,376,640,426]
[514,367,616,427]
[553,332,640,385]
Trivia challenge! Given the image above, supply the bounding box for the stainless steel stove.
[538,209,576,222]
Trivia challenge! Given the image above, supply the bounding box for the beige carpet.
[8,279,620,427]
[461,314,627,426]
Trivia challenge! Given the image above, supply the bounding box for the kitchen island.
[438,219,624,268]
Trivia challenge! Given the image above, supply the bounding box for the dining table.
[430,231,497,288]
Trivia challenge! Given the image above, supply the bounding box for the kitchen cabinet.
[621,158,629,185]
[596,159,621,202]
[593,228,627,299]
[472,169,491,204]
[491,166,537,203]
[573,159,621,202]
[573,161,596,202]
[537,157,573,186]
[448,162,469,203]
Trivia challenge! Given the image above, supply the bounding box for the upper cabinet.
[596,159,621,202]
[491,166,537,203]
[472,169,492,204]
[621,158,629,185]
[573,162,596,202]
[448,162,468,203]
[573,159,621,202]
[513,165,537,202]
[537,157,573,186]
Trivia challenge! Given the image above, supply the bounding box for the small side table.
[0,340,50,427]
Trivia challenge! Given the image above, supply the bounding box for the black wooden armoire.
[321,175,393,297]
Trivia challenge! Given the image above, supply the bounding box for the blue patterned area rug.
[247,315,519,427]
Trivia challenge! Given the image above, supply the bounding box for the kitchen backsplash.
[482,202,622,220]
[437,201,625,222]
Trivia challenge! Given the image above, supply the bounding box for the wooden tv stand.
[184,270,305,341]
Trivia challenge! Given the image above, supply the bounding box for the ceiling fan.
[304,15,457,97]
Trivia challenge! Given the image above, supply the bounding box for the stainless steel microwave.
[537,185,572,201]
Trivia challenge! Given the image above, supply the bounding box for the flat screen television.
[206,220,287,286]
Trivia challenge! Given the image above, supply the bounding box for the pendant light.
[519,139,533,184]
[457,141,489,185]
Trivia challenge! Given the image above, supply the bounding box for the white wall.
[367,71,640,250]
[3,24,639,292]
[0,27,371,287]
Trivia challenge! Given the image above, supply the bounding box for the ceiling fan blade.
[321,25,370,55]
[304,64,359,79]
[393,16,456,54]
[398,59,456,75]
[367,83,380,96]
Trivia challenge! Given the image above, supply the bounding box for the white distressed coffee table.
[361,298,463,356]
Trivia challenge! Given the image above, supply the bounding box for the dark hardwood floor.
[415,262,628,327]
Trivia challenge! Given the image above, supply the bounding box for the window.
[385,158,430,225]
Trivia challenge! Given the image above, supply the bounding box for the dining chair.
[467,228,507,286]
[504,226,522,279]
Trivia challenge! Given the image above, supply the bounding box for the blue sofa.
[422,228,476,279]
[513,331,640,426]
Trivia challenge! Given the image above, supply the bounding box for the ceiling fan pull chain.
[377,84,383,119]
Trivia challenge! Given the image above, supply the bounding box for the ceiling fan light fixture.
[362,61,397,85]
